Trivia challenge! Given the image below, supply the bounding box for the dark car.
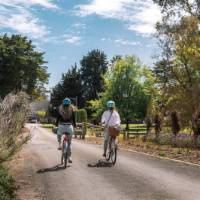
[28,114,38,123]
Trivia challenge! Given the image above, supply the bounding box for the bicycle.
[105,127,120,165]
[61,133,70,168]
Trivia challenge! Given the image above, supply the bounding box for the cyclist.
[56,98,76,163]
[101,100,121,157]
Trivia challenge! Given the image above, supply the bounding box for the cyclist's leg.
[57,124,64,149]
[103,128,109,156]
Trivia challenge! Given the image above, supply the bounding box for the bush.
[76,109,87,123]
[0,165,15,200]
[36,110,46,118]
[0,92,29,162]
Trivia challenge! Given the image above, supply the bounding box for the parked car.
[28,115,38,123]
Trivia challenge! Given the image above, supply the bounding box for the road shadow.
[88,159,113,168]
[37,164,70,173]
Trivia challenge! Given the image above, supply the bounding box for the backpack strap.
[105,110,113,128]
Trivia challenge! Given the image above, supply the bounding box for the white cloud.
[0,0,57,9]
[75,0,162,36]
[0,0,57,39]
[64,35,82,44]
[115,38,141,46]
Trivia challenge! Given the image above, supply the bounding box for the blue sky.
[0,0,162,90]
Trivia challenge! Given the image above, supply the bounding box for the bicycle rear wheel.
[64,152,68,168]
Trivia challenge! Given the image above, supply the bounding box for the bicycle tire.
[64,152,68,168]
[110,141,117,165]
[106,142,111,161]
[61,151,64,165]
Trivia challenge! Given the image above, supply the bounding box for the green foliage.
[80,49,108,101]
[0,34,49,99]
[76,109,87,123]
[153,0,200,19]
[40,124,55,129]
[154,16,200,125]
[36,110,46,118]
[102,56,150,123]
[0,165,15,200]
[50,64,84,109]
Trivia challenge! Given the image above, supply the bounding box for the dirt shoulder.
[83,136,200,165]
[7,126,45,200]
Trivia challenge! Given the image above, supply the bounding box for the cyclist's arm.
[56,113,61,126]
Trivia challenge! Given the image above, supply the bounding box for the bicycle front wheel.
[110,141,117,165]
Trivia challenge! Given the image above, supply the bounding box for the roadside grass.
[40,124,55,129]
[0,165,15,200]
[40,124,55,132]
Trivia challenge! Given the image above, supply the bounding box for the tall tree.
[153,16,200,125]
[80,49,108,101]
[154,0,200,18]
[0,34,49,99]
[98,56,150,129]
[50,64,83,109]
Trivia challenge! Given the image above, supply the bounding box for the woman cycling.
[101,100,121,157]
[56,98,76,163]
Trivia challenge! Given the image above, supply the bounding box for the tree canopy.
[50,64,84,108]
[0,34,49,99]
[90,56,150,128]
[80,49,108,101]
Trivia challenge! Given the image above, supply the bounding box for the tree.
[102,56,150,129]
[50,64,84,110]
[153,0,200,19]
[80,49,108,101]
[153,16,200,136]
[0,34,49,99]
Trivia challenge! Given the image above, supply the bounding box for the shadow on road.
[37,164,70,173]
[88,159,113,168]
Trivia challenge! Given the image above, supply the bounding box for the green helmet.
[107,100,115,108]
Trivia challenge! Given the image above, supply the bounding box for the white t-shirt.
[101,110,121,127]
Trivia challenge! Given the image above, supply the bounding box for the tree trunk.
[125,119,129,131]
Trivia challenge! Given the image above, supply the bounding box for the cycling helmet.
[107,100,115,108]
[63,98,71,106]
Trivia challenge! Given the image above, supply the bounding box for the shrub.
[36,110,46,118]
[0,165,15,200]
[76,109,87,123]
[0,92,29,162]
[154,114,162,139]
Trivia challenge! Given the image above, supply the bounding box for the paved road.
[19,124,200,200]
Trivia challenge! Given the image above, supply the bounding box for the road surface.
[15,124,200,200]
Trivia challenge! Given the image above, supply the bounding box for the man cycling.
[101,100,121,157]
[56,98,76,163]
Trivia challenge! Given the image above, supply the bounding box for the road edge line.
[119,147,200,168]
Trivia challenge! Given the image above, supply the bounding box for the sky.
[0,0,162,90]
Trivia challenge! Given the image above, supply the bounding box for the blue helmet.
[107,100,115,108]
[63,98,71,106]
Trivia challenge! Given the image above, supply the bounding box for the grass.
[40,124,55,129]
[0,165,15,200]
[121,124,146,129]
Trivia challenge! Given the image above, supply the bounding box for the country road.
[14,124,200,200]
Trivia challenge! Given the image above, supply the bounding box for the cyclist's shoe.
[103,153,106,157]
[68,157,72,163]
[57,145,62,150]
